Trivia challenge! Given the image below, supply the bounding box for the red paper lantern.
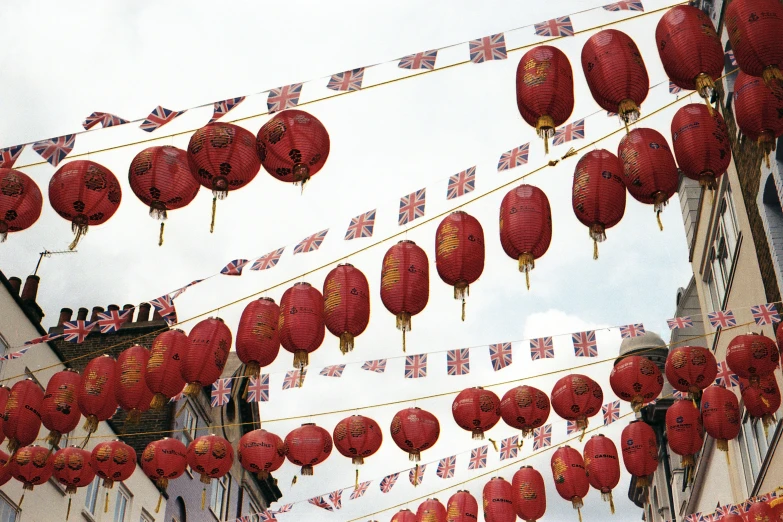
[390,407,440,462]
[446,490,479,522]
[572,150,626,259]
[187,434,234,485]
[512,466,546,522]
[391,509,417,522]
[500,385,550,439]
[717,515,743,522]
[236,298,281,376]
[187,122,260,232]
[0,168,42,242]
[609,355,664,412]
[483,477,515,522]
[665,399,704,467]
[78,355,118,434]
[279,282,325,368]
[581,29,649,125]
[726,0,783,87]
[621,421,658,490]
[747,501,775,522]
[771,498,783,520]
[41,369,81,448]
[584,434,621,514]
[435,211,484,320]
[452,387,501,440]
[284,423,332,476]
[551,374,603,436]
[3,378,44,454]
[551,446,590,517]
[0,386,8,445]
[90,440,136,488]
[10,445,54,498]
[740,374,781,431]
[48,160,122,249]
[701,385,741,453]
[726,332,780,386]
[181,317,232,396]
[0,450,13,486]
[238,429,286,479]
[380,240,429,352]
[146,329,189,409]
[128,146,200,245]
[516,45,575,153]
[417,498,447,522]
[665,345,718,397]
[256,109,330,187]
[323,264,370,354]
[332,415,382,465]
[115,345,154,423]
[499,184,552,289]
[53,446,96,496]
[141,437,187,490]
[671,103,731,190]
[734,72,783,167]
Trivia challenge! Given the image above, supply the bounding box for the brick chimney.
[76,307,89,321]
[7,277,21,295]
[137,303,151,322]
[57,308,73,327]
[20,275,44,324]
[122,304,134,322]
[107,304,120,312]
[89,306,104,322]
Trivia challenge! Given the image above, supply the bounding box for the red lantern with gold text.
[53,447,96,520]
[500,385,550,440]
[512,466,546,522]
[0,169,42,242]
[0,386,8,445]
[665,399,704,468]
[499,184,552,289]
[128,146,200,245]
[572,150,626,259]
[417,498,446,522]
[380,240,429,352]
[236,298,280,376]
[701,385,741,454]
[740,374,781,433]
[3,378,44,454]
[747,501,775,522]
[284,423,332,476]
[238,429,285,479]
[726,0,783,88]
[78,355,118,435]
[551,446,590,520]
[90,440,136,488]
[141,438,187,512]
[734,72,783,168]
[0,451,9,486]
[584,434,620,514]
[323,264,370,354]
[771,498,783,520]
[187,122,260,232]
[452,387,501,440]
[621,421,658,491]
[551,374,603,439]
[447,490,479,522]
[279,282,325,368]
[48,160,121,249]
[516,45,574,154]
[483,477,515,522]
[146,329,188,409]
[187,435,234,509]
[610,355,664,412]
[435,211,484,320]
[390,407,440,462]
[391,509,417,522]
[10,445,53,506]
[115,345,154,423]
[41,369,81,448]
[664,345,718,398]
[671,103,731,190]
[256,109,330,187]
[726,332,779,387]
[333,415,382,466]
[181,317,232,396]
[581,29,649,126]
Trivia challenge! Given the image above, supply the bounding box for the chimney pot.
[107,304,120,312]
[8,277,21,295]
[137,303,151,322]
[89,306,104,322]
[77,307,89,321]
[152,309,162,321]
[21,275,40,302]
[122,304,134,322]
[57,308,73,327]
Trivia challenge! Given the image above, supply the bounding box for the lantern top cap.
[257,297,276,303]
[62,368,80,374]
[293,282,312,288]
[207,316,225,323]
[397,239,416,245]
[301,422,316,427]
[520,465,533,469]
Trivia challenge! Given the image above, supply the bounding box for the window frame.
[0,491,20,522]
[209,474,230,519]
[179,402,198,445]
[84,476,101,516]
[114,483,132,522]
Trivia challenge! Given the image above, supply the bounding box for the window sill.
[82,508,97,522]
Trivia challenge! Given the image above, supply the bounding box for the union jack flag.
[0,145,24,168]
[572,330,598,357]
[469,33,507,63]
[24,332,63,345]
[293,229,328,254]
[603,400,621,425]
[489,342,513,371]
[0,349,27,361]
[714,503,741,518]
[350,481,370,499]
[553,119,585,145]
[446,348,470,376]
[497,143,529,172]
[673,390,689,400]
[683,514,702,522]
[620,323,645,339]
[140,106,185,132]
[327,68,364,91]
[534,16,574,37]
[170,387,186,403]
[409,464,426,486]
[500,436,519,460]
[308,496,333,511]
[250,247,284,271]
[149,295,177,325]
[533,424,552,450]
[62,320,96,343]
[726,50,738,67]
[751,303,781,325]
[344,209,375,240]
[82,112,129,130]
[209,97,245,123]
[169,279,204,299]
[398,50,438,70]
[398,188,426,225]
[328,489,342,509]
[220,259,249,276]
[436,456,456,479]
[95,309,132,334]
[211,378,232,407]
[319,364,345,377]
[282,369,306,390]
[530,337,554,360]
[405,354,427,379]
[567,420,580,435]
[447,166,476,200]
[669,81,684,94]
[32,135,75,167]
[468,445,488,469]
[361,359,387,373]
[708,310,736,329]
[667,316,693,329]
[267,84,302,113]
[247,375,269,402]
[698,513,719,522]
[380,472,400,493]
[603,1,644,10]
[258,512,279,522]
[715,361,739,388]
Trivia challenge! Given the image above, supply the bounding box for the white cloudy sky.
[0,0,698,520]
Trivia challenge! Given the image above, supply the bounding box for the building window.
[0,492,19,522]
[84,477,101,515]
[140,509,155,522]
[737,409,779,493]
[705,185,740,312]
[210,475,229,518]
[114,485,131,522]
[179,403,198,445]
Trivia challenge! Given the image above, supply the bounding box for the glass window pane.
[0,495,19,522]
[114,491,128,522]
[85,477,99,514]
[743,420,761,480]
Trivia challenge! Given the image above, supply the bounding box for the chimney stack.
[122,304,134,322]
[107,304,120,312]
[152,309,162,321]
[89,306,104,322]
[21,275,39,302]
[76,307,89,321]
[137,303,151,322]
[57,308,73,327]
[8,277,21,296]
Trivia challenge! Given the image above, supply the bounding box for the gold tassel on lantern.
[653,192,668,231]
[695,73,716,115]
[518,253,535,290]
[618,98,640,129]
[577,418,588,442]
[209,197,217,234]
[536,115,555,155]
[454,282,469,322]
[126,409,142,425]
[572,496,584,522]
[156,493,163,513]
[45,430,62,448]
[66,497,72,520]
[69,217,88,250]
[105,491,110,513]
[201,488,206,510]
[158,222,165,246]
[150,393,168,411]
[762,66,783,90]
[409,450,420,463]
[603,491,616,514]
[355,469,359,490]
[489,438,498,451]
[293,350,309,369]
[184,382,203,397]
[759,133,775,169]
[339,332,355,355]
[413,464,419,487]
[589,224,606,261]
[244,362,260,379]
[396,312,412,352]
[302,465,314,476]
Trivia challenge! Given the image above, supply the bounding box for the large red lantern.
[187,435,234,509]
[332,415,382,465]
[572,150,626,259]
[446,490,479,522]
[452,387,501,440]
[734,72,783,167]
[380,240,429,352]
[391,509,417,522]
[726,0,783,88]
[238,429,285,479]
[671,103,731,190]
[115,345,154,423]
[284,423,332,476]
[740,374,781,431]
[516,45,575,154]
[701,385,741,454]
[499,184,552,289]
[128,146,200,245]
[584,434,621,514]
[747,501,776,521]
[323,264,370,354]
[551,446,590,519]
[78,355,118,434]
[500,385,550,440]
[3,378,44,454]
[0,386,8,445]
[48,160,122,249]
[256,109,331,187]
[90,439,137,488]
[512,466,546,522]
[236,298,281,376]
[279,282,325,368]
[42,369,81,448]
[664,345,718,398]
[610,355,664,412]
[390,407,440,462]
[141,437,187,511]
[726,332,779,387]
[417,498,447,522]
[581,29,649,126]
[0,450,10,486]
[53,447,96,519]
[483,477,515,522]
[0,169,42,242]
[9,445,53,503]
[551,374,603,438]
[665,399,704,468]
[187,122,260,232]
[435,210,485,320]
[621,421,658,490]
[181,317,232,396]
[146,329,188,409]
